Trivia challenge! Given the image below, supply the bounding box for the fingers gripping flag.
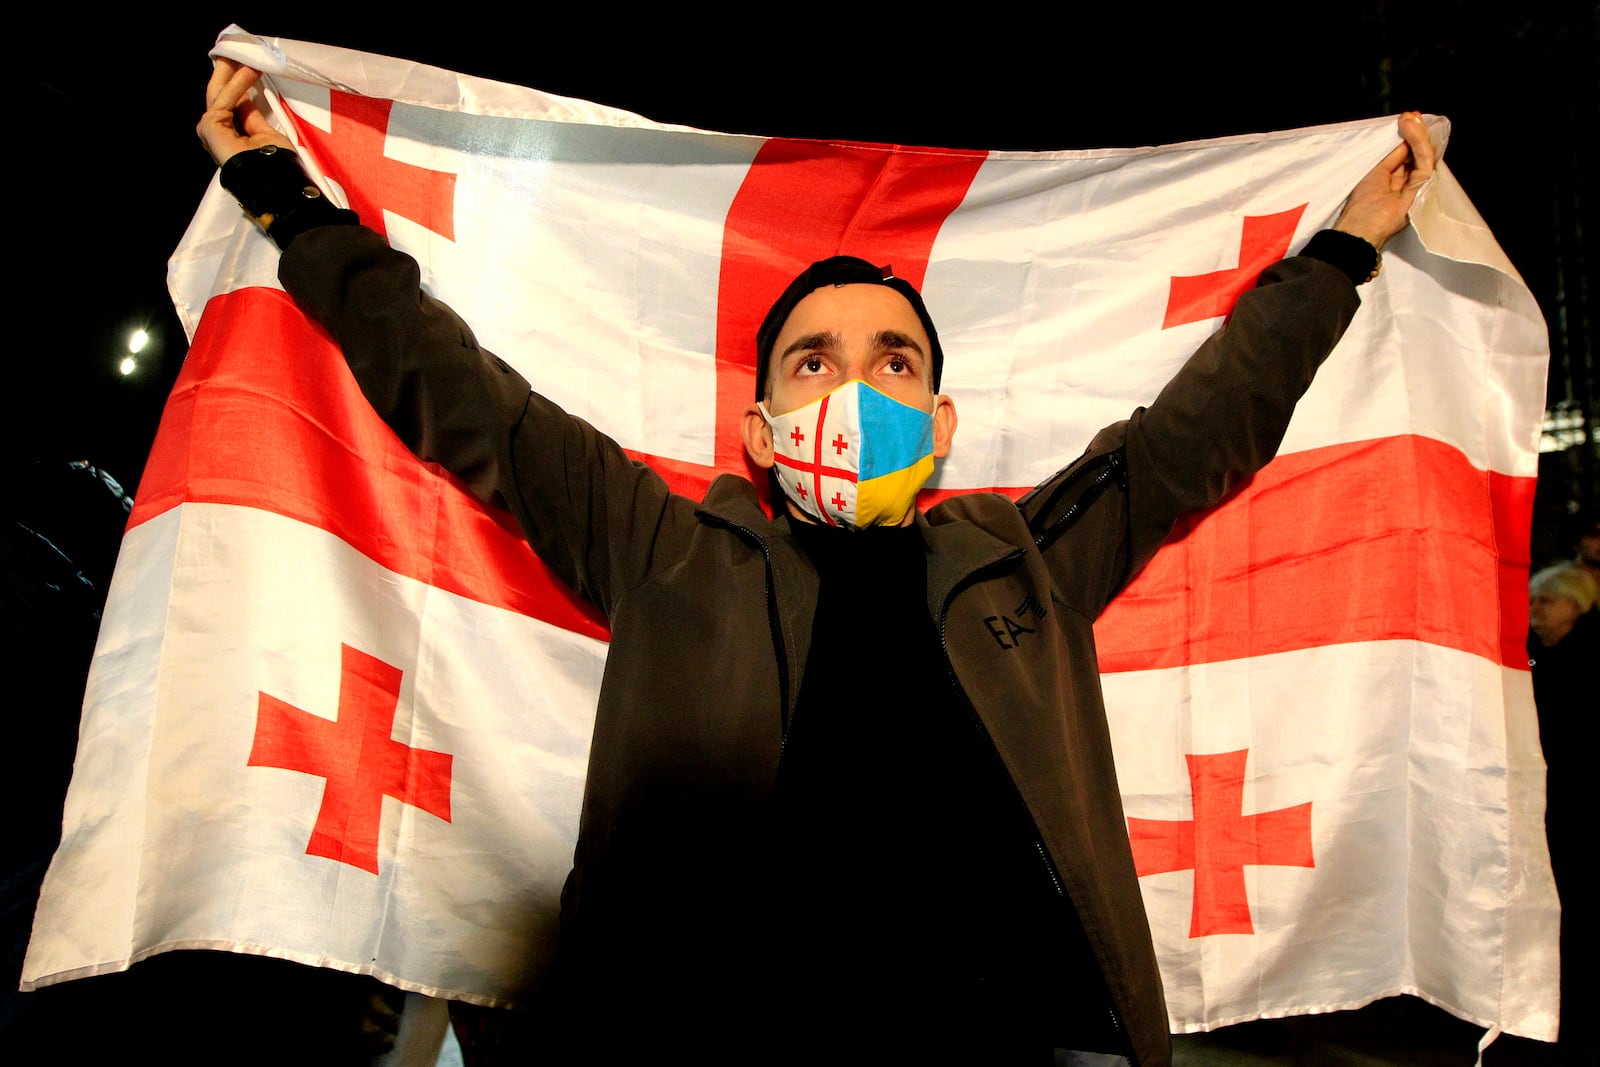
[25,26,1557,1041]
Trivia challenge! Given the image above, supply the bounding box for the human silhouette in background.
[1527,561,1597,1066]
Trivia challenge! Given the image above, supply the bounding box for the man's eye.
[800,357,825,374]
[886,356,909,374]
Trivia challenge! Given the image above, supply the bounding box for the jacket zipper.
[1033,449,1127,552]
[937,554,1136,1067]
[1032,447,1134,1066]
[695,511,796,748]
[1027,848,1129,1065]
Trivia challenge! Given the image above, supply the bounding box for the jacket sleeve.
[1017,254,1360,618]
[277,223,699,620]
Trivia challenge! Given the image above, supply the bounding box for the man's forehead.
[773,283,930,344]
[753,256,945,399]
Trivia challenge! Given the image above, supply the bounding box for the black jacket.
[281,225,1359,1065]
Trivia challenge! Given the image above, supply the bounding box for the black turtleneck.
[760,518,1105,1060]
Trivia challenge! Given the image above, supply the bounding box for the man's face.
[741,282,958,521]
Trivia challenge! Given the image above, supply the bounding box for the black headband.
[754,256,944,400]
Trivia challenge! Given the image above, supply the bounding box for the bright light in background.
[1540,406,1589,452]
[119,326,153,377]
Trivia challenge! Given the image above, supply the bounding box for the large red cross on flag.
[24,25,1558,1044]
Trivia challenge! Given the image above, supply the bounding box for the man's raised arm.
[1025,112,1438,613]
[194,59,697,620]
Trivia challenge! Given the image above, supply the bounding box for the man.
[199,59,1433,1065]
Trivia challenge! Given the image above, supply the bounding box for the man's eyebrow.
[779,332,840,361]
[873,330,925,356]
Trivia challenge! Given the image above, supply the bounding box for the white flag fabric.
[25,26,1557,1039]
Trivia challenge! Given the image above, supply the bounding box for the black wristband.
[219,145,360,250]
[1301,229,1381,286]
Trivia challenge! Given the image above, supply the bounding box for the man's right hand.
[197,58,292,166]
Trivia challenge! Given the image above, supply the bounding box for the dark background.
[12,5,1596,545]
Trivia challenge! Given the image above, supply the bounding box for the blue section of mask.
[856,384,934,481]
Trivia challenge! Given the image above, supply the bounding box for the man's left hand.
[1332,111,1436,251]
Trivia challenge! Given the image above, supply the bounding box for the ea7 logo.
[984,592,1049,650]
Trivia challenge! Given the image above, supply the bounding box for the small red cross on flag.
[250,643,453,875]
[1163,206,1307,328]
[283,90,457,242]
[1126,748,1312,940]
[1127,748,1313,937]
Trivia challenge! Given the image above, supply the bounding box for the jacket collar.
[695,475,1027,736]
[919,510,1027,624]
[696,473,1025,640]
[696,474,1019,574]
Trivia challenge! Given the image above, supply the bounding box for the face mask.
[760,379,936,529]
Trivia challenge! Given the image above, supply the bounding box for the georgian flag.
[23,26,1557,1042]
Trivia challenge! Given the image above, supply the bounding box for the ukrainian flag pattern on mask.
[765,380,935,529]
